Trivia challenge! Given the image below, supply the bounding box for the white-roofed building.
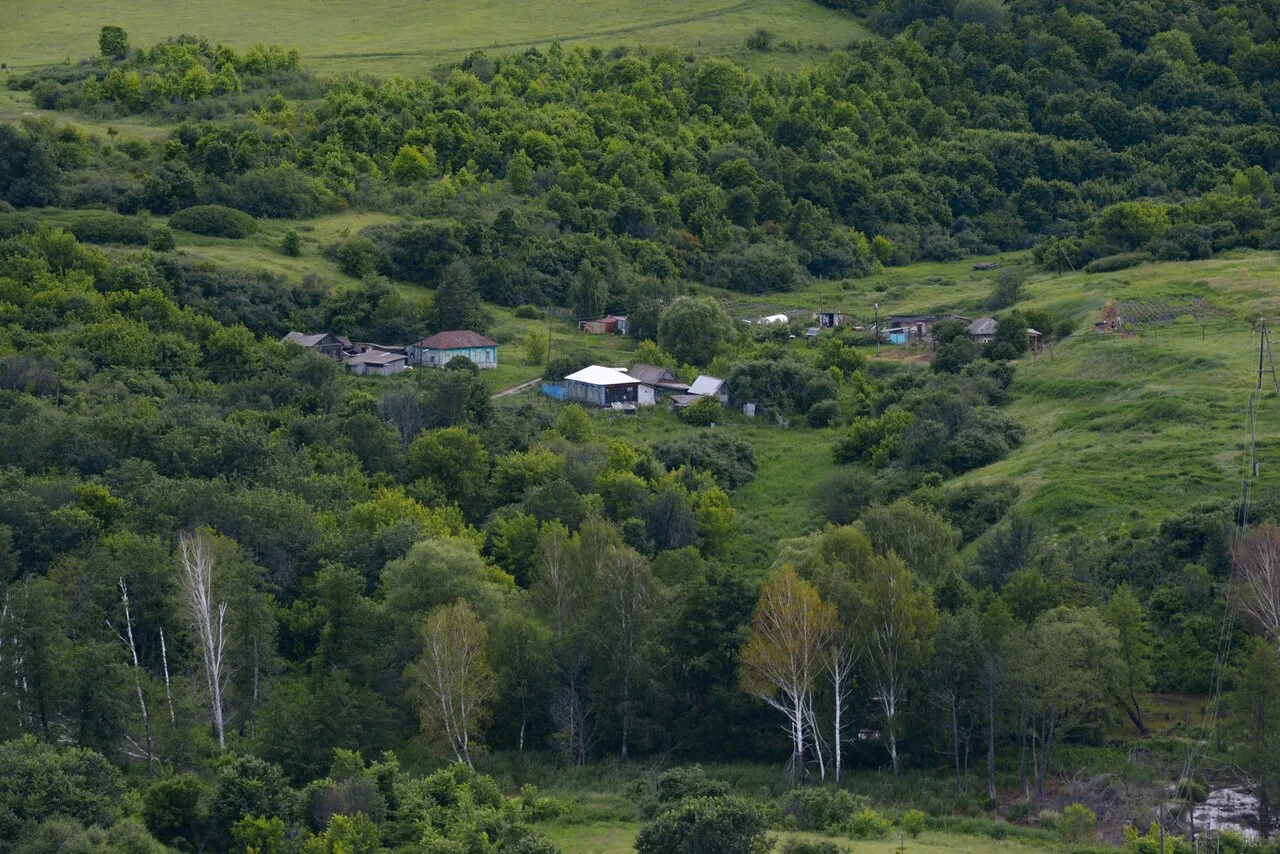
[564,366,653,407]
[688,375,729,404]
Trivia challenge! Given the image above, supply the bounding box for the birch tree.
[740,566,837,782]
[1233,524,1280,642]
[179,530,229,749]
[592,547,656,759]
[856,554,937,778]
[108,579,153,772]
[407,599,495,767]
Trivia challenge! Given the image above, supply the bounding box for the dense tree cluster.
[7,9,1279,312]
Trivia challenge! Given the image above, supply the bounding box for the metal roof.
[968,317,998,336]
[413,330,497,350]
[565,365,638,386]
[688,375,726,396]
[281,331,333,347]
[347,350,407,365]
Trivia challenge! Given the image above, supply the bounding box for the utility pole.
[546,305,553,369]
[1258,318,1278,395]
[874,302,880,349]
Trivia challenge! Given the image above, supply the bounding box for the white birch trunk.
[159,626,175,724]
[115,579,154,772]
[180,532,229,749]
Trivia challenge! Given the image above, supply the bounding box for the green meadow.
[0,0,868,76]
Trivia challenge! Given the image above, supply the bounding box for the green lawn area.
[0,0,869,76]
[542,821,1059,854]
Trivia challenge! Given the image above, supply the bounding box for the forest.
[2,0,1280,850]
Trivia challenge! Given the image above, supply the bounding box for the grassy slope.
[0,0,868,76]
[977,251,1280,535]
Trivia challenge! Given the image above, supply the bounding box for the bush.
[814,468,880,525]
[782,787,870,832]
[148,226,175,251]
[1036,809,1060,830]
[65,212,151,245]
[901,809,926,838]
[281,230,302,257]
[223,167,337,219]
[1083,251,1151,273]
[332,236,380,277]
[848,808,892,839]
[635,796,772,854]
[1057,804,1096,844]
[168,204,257,239]
[746,28,775,51]
[641,766,732,817]
[683,396,724,427]
[807,399,841,428]
[653,433,757,491]
[514,304,545,319]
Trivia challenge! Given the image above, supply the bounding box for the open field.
[543,822,1060,854]
[0,0,869,76]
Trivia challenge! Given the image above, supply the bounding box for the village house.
[967,317,998,344]
[564,365,652,409]
[280,331,352,359]
[626,364,689,396]
[407,331,498,368]
[346,350,409,376]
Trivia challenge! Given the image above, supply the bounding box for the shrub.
[1083,251,1151,273]
[1036,809,1060,830]
[653,433,757,491]
[807,399,841,428]
[281,230,302,257]
[514,304,545,319]
[683,396,724,427]
[635,796,772,854]
[332,236,380,277]
[148,226,175,251]
[1057,804,1096,844]
[848,808,892,839]
[901,809,926,838]
[168,204,257,239]
[65,212,151,245]
[641,766,732,817]
[782,787,870,832]
[746,28,775,51]
[223,167,337,218]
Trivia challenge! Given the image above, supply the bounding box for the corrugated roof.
[414,330,497,350]
[627,364,676,385]
[348,350,407,365]
[282,331,332,347]
[688,375,725,396]
[565,365,638,386]
[968,317,998,335]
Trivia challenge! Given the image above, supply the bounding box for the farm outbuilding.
[281,331,352,360]
[346,350,408,376]
[688,375,729,404]
[758,313,789,325]
[579,315,629,335]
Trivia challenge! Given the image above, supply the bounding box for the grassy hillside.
[981,252,1280,534]
[0,0,868,75]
